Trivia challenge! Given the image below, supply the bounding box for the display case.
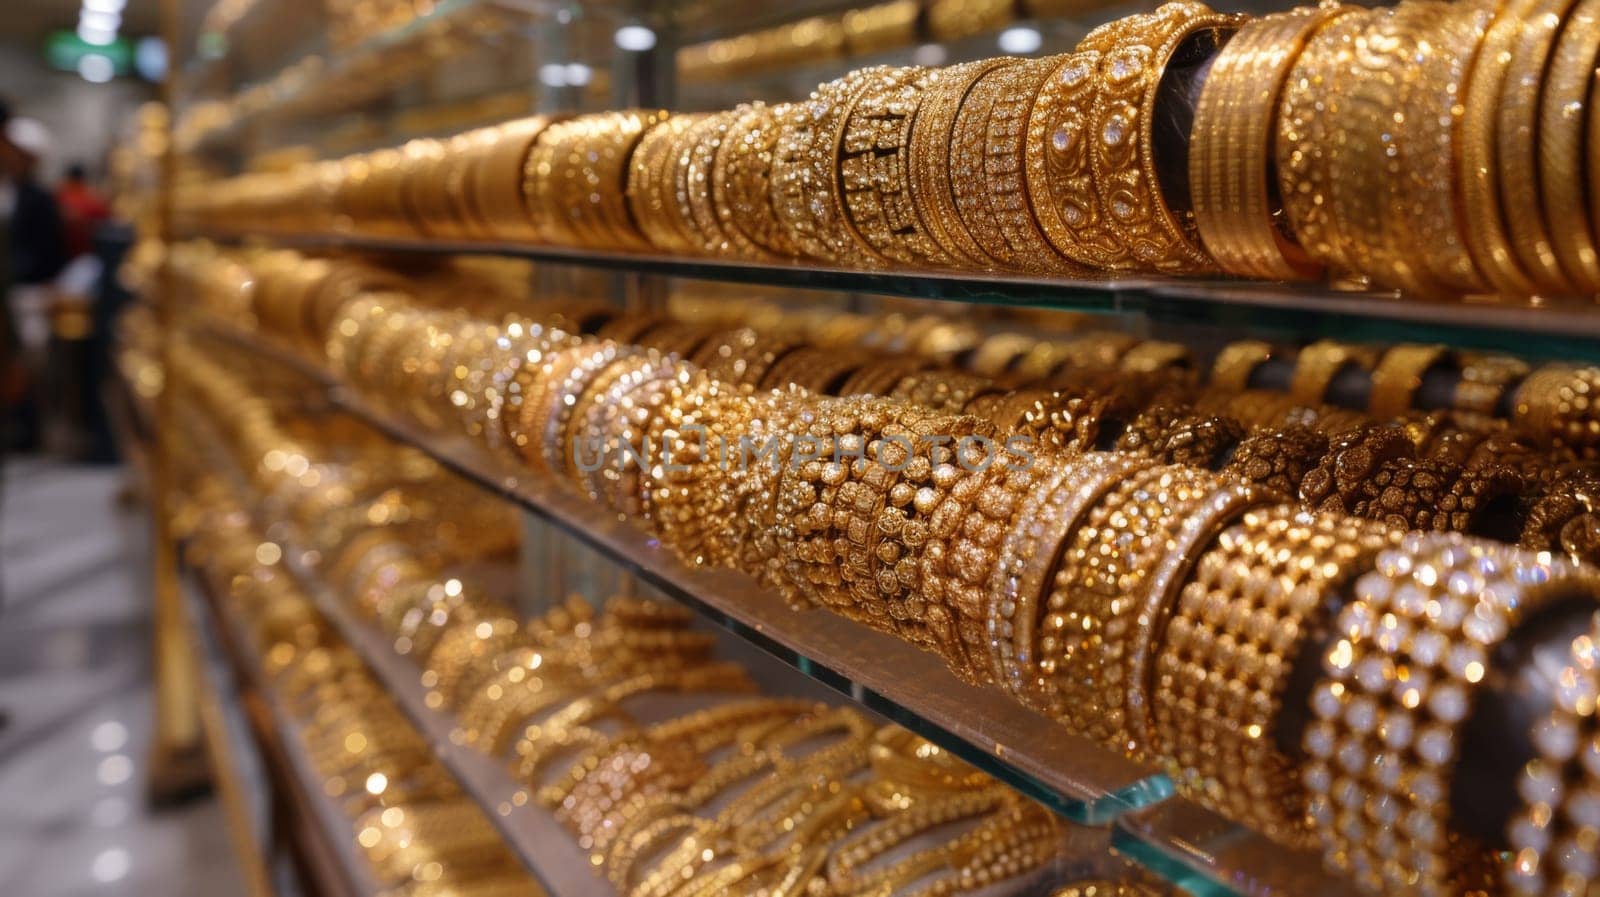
[124,2,1600,897]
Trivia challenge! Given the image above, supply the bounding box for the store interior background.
[1,2,247,896]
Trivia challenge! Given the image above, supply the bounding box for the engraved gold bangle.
[1459,0,1546,296]
[1085,1,1240,274]
[909,58,1015,268]
[1025,50,1116,269]
[839,67,952,269]
[1539,0,1600,292]
[714,102,799,258]
[1190,7,1333,281]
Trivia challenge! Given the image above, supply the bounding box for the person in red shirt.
[56,163,110,260]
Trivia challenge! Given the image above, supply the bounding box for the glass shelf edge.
[183,231,1600,362]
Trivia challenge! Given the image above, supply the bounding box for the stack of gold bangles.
[176,0,1600,298]
[145,278,1600,896]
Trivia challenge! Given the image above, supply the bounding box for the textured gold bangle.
[1540,0,1600,292]
[1190,7,1333,281]
[713,102,798,258]
[1085,1,1239,274]
[1391,0,1495,296]
[771,67,901,265]
[1304,534,1590,896]
[1210,340,1274,393]
[1277,7,1369,275]
[839,67,951,269]
[686,110,768,259]
[627,114,706,255]
[470,115,556,242]
[1505,611,1600,897]
[1288,341,1376,406]
[1323,2,1453,292]
[1024,51,1115,268]
[1499,0,1585,295]
[980,56,1089,276]
[1155,504,1397,848]
[909,58,1015,268]
[1369,345,1452,419]
[949,59,1038,271]
[1459,0,1545,296]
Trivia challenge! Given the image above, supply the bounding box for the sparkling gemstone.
[1052,127,1074,153]
[1345,696,1378,733]
[1569,788,1600,828]
[1380,714,1413,750]
[1305,722,1335,758]
[1532,716,1579,760]
[1109,56,1141,80]
[1111,198,1134,220]
[1415,726,1453,765]
[1520,764,1564,806]
[1355,571,1392,604]
[1311,683,1343,719]
[1103,115,1128,146]
[1427,683,1468,724]
[1403,810,1439,841]
[1510,816,1551,854]
[1338,741,1367,774]
[1392,584,1427,616]
[1355,657,1390,692]
[1410,629,1447,666]
[1410,770,1445,804]
[1061,64,1089,85]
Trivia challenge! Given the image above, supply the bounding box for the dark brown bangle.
[1219,424,1328,496]
[1296,423,1414,513]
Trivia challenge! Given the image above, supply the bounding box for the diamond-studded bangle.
[1302,533,1591,896]
[839,67,951,269]
[1506,609,1600,897]
[908,58,1016,269]
[1154,504,1398,847]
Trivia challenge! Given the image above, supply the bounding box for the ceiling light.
[997,26,1042,54]
[614,25,656,51]
[79,8,121,30]
[78,53,115,83]
[538,63,567,87]
[563,63,593,86]
[77,23,118,46]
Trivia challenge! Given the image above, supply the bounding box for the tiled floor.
[0,458,245,897]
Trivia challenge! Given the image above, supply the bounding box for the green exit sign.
[46,30,134,74]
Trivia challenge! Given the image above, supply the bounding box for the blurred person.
[57,162,111,260]
[1,115,69,452]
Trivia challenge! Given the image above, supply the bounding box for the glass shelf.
[183,572,383,897]
[192,322,1364,897]
[191,230,1600,363]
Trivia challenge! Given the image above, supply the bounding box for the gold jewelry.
[1304,534,1593,895]
[1369,345,1452,419]
[1210,340,1275,393]
[1084,1,1240,273]
[839,68,952,269]
[1288,340,1376,406]
[713,103,799,258]
[1540,0,1600,292]
[909,58,1014,268]
[1191,7,1333,281]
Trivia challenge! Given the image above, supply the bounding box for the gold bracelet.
[1498,0,1584,295]
[1210,340,1274,393]
[714,103,799,258]
[1539,0,1600,292]
[1505,611,1600,897]
[685,110,767,259]
[627,114,706,254]
[1369,345,1452,419]
[471,115,556,242]
[1277,7,1370,276]
[1155,504,1397,847]
[1084,1,1240,274]
[771,67,902,265]
[948,59,1036,271]
[839,67,951,269]
[980,56,1089,276]
[1287,340,1376,406]
[1304,534,1592,895]
[1024,51,1114,268]
[1458,0,1545,296]
[909,58,1015,268]
[1190,7,1333,281]
[1390,0,1495,295]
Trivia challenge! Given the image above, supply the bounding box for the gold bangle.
[981,56,1089,276]
[1499,0,1584,295]
[1459,0,1545,296]
[1304,535,1591,895]
[627,114,706,254]
[714,102,799,258]
[1540,0,1600,292]
[471,116,556,242]
[1391,0,1495,295]
[771,67,902,265]
[948,58,1037,271]
[1287,340,1376,406]
[1210,340,1274,393]
[909,58,1014,268]
[685,110,768,259]
[1277,7,1370,277]
[1024,50,1116,268]
[1369,345,1452,419]
[1085,1,1240,274]
[839,68,952,269]
[1505,611,1600,897]
[1190,7,1333,281]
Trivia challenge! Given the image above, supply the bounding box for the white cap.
[5,117,52,160]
